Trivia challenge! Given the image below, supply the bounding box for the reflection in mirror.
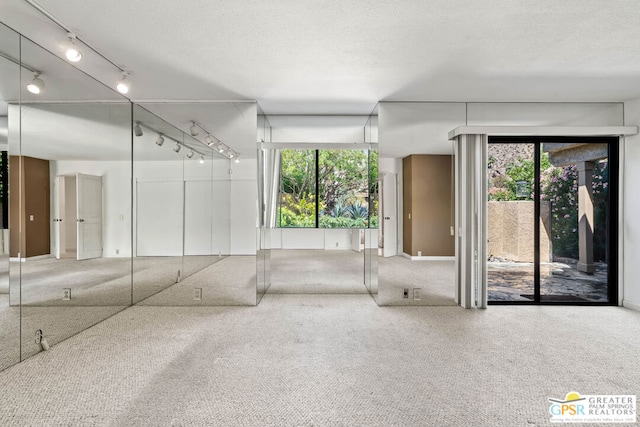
[132,105,189,303]
[259,143,375,296]
[133,102,255,306]
[256,113,271,303]
[0,22,20,371]
[16,35,131,360]
[376,105,457,305]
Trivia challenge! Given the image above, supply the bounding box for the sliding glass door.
[487,137,618,305]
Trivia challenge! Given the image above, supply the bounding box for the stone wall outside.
[488,201,551,262]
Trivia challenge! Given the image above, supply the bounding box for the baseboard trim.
[622,299,640,312]
[402,253,455,261]
[9,254,53,262]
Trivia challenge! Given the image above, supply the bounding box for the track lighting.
[199,155,205,164]
[65,32,82,62]
[190,122,199,137]
[187,149,194,159]
[173,142,181,153]
[134,122,143,137]
[234,156,240,164]
[216,143,225,154]
[26,73,45,94]
[116,72,130,94]
[155,134,165,146]
[205,134,216,146]
[228,151,235,159]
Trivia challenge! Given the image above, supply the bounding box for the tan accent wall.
[487,201,551,262]
[402,155,454,256]
[402,157,412,254]
[9,156,50,258]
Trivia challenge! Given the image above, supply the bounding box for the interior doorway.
[54,173,103,261]
[486,136,618,305]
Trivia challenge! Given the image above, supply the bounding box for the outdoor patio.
[488,258,609,302]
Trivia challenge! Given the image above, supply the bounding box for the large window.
[277,149,378,228]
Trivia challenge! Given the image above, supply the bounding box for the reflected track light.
[190,122,199,137]
[156,134,165,146]
[235,156,240,164]
[65,32,82,62]
[187,149,194,159]
[173,142,181,153]
[26,72,45,94]
[116,72,130,94]
[199,155,205,164]
[134,122,143,137]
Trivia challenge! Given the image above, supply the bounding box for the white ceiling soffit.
[267,115,370,143]
[1,0,640,115]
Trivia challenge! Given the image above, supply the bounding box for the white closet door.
[76,173,103,260]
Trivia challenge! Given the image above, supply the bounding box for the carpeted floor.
[0,296,638,426]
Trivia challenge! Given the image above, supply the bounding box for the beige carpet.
[0,295,19,372]
[0,296,638,426]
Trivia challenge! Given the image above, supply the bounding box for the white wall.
[273,228,354,250]
[228,159,257,255]
[623,97,640,311]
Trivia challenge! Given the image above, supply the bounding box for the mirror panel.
[133,102,254,306]
[132,105,187,304]
[0,22,20,371]
[17,35,131,360]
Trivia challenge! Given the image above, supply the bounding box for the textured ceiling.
[1,0,640,115]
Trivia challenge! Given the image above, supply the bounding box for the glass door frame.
[487,135,619,306]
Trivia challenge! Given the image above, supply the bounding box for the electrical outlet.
[63,288,71,300]
[403,288,409,298]
[194,288,203,301]
[413,288,421,300]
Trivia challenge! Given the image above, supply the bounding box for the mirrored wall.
[131,103,256,307]
[256,114,378,299]
[0,22,20,371]
[14,32,132,361]
[0,21,259,372]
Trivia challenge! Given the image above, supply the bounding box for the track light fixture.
[26,72,45,94]
[199,155,205,164]
[24,1,132,98]
[216,143,225,154]
[65,32,82,62]
[134,122,143,137]
[190,122,199,137]
[173,142,181,153]
[228,151,235,159]
[116,72,130,94]
[187,149,194,159]
[155,134,165,146]
[205,134,216,146]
